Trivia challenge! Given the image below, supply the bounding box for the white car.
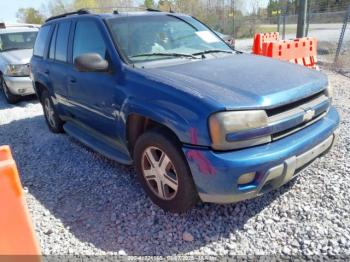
[0,23,39,103]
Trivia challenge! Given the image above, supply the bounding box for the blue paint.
[184,107,339,202]
[31,11,340,204]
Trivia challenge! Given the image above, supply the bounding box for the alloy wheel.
[44,98,56,128]
[141,146,179,200]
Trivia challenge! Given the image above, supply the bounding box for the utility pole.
[335,5,350,64]
[232,0,235,38]
[281,0,288,40]
[297,0,308,38]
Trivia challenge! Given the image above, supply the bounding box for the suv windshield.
[0,31,38,52]
[107,15,233,63]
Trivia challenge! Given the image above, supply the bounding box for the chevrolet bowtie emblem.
[303,109,316,122]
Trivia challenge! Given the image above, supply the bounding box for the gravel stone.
[0,71,349,258]
[118,250,127,256]
[282,246,291,255]
[44,229,53,235]
[182,232,194,242]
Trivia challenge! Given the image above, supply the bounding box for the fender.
[120,97,212,147]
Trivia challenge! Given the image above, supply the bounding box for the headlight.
[325,82,333,99]
[5,64,30,77]
[209,110,271,150]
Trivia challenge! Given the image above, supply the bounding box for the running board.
[63,122,132,165]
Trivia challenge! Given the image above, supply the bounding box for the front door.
[66,19,122,140]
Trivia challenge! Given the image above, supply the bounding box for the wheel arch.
[126,113,182,156]
[34,81,48,100]
[122,98,212,153]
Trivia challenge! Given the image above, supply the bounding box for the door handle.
[69,77,77,83]
[44,69,50,75]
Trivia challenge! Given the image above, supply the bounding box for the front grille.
[266,91,325,117]
[266,91,330,141]
[272,112,327,140]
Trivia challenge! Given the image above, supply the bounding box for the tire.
[134,128,198,213]
[41,90,64,133]
[0,76,20,104]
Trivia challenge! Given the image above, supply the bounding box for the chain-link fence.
[191,3,350,77]
[78,1,350,76]
[333,7,350,77]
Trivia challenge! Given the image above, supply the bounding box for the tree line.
[15,0,350,27]
[267,0,350,17]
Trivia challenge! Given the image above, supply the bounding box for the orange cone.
[0,145,41,259]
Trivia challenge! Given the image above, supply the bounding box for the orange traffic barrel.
[0,145,41,258]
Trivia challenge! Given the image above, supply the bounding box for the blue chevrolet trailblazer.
[30,9,339,212]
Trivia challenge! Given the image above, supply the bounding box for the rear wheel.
[134,128,198,213]
[41,90,64,133]
[0,76,20,104]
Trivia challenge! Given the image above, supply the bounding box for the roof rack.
[46,9,90,22]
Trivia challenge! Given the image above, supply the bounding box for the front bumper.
[183,106,340,204]
[3,76,35,96]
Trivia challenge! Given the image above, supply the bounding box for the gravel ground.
[0,71,349,259]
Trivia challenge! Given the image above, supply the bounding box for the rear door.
[31,25,52,97]
[47,20,72,110]
[66,18,121,139]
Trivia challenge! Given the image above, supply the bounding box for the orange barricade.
[252,32,280,55]
[252,32,318,70]
[0,145,41,258]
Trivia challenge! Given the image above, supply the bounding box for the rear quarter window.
[33,25,51,57]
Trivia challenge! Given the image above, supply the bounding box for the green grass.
[257,26,295,35]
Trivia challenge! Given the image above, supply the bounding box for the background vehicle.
[214,30,235,47]
[0,23,39,104]
[31,10,339,213]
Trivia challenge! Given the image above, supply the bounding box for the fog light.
[238,172,256,185]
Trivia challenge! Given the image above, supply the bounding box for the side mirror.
[74,53,109,72]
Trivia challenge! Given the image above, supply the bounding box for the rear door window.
[48,25,57,60]
[55,21,71,62]
[33,25,51,57]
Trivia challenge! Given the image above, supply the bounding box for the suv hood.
[142,54,328,110]
[1,49,33,64]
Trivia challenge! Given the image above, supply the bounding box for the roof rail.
[46,9,90,22]
[146,8,161,12]
[146,7,175,13]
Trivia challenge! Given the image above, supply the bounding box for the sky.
[0,0,270,23]
[0,0,46,23]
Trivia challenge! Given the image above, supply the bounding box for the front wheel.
[0,76,20,104]
[134,128,198,213]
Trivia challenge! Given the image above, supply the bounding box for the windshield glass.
[0,31,38,52]
[107,15,232,63]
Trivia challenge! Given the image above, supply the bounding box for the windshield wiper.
[131,52,199,59]
[192,50,234,56]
